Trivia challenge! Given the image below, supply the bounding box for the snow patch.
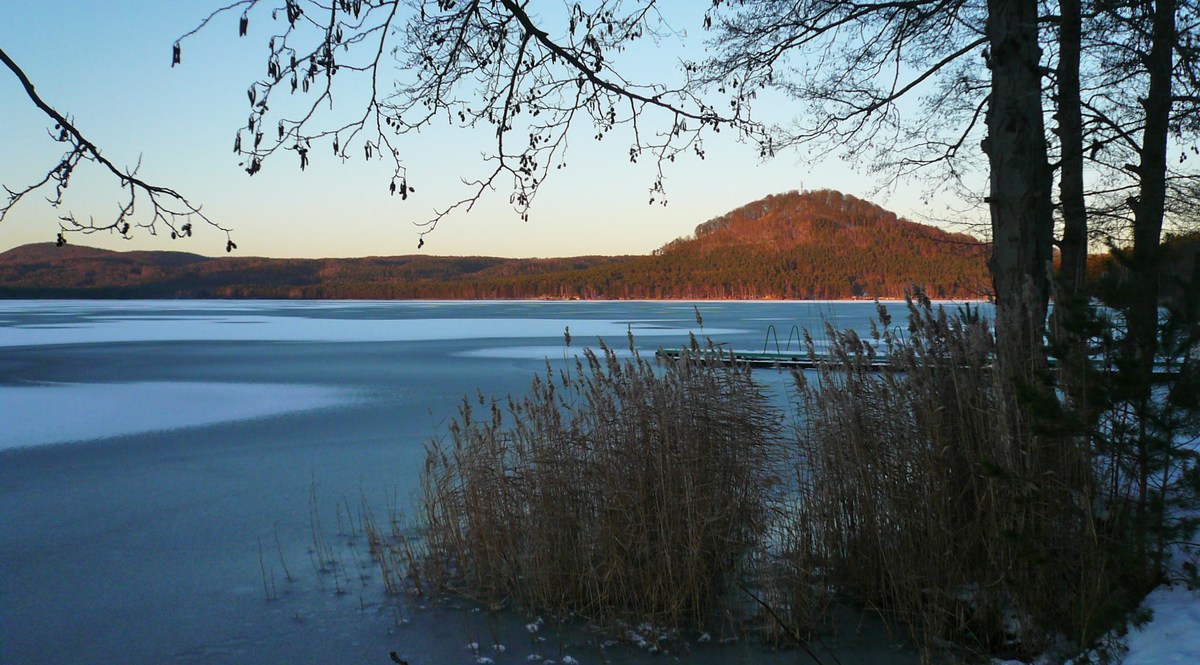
[0,381,356,450]
[1123,585,1200,664]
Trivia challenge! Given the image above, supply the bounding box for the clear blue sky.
[1,2,960,259]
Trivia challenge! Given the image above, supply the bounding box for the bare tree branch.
[0,46,232,248]
[178,0,754,248]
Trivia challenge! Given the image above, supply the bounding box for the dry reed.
[782,292,1119,660]
[408,292,1197,659]
[419,336,782,632]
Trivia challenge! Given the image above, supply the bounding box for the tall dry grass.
[410,293,1196,659]
[779,292,1124,660]
[419,336,782,631]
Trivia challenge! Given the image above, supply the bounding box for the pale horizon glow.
[0,3,976,261]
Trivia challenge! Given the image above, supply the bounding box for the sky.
[0,1,968,260]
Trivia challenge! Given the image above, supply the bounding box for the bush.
[783,293,1107,660]
[419,336,782,630]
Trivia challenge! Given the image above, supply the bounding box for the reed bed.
[409,293,1197,660]
[419,336,782,631]
[782,293,1125,660]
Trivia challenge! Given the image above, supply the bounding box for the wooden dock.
[656,347,1184,379]
[656,348,890,370]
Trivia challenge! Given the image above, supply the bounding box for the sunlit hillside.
[0,190,992,299]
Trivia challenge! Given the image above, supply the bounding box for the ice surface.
[0,301,731,449]
[0,381,357,450]
[3,300,1190,665]
[0,314,731,348]
[457,345,637,360]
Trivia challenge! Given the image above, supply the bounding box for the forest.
[0,190,992,300]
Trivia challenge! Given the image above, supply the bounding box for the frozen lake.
[0,299,932,664]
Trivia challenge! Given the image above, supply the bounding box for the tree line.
[0,190,992,300]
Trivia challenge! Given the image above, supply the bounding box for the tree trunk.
[1127,1,1175,581]
[1051,0,1094,415]
[984,0,1056,380]
[1128,0,1176,398]
[1056,0,1088,299]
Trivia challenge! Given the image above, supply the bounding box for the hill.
[0,190,992,299]
[645,189,988,298]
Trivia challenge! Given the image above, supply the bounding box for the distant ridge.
[0,190,991,299]
[645,189,989,298]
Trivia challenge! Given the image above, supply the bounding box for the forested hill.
[0,190,992,299]
[648,190,988,298]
